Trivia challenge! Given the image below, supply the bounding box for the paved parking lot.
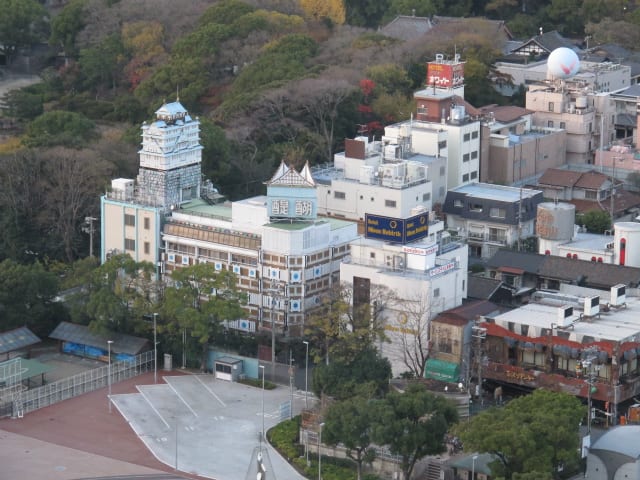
[113,374,307,480]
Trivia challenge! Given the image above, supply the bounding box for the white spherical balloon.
[547,47,580,79]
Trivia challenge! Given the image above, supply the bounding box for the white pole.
[153,313,158,384]
[260,365,265,447]
[318,422,325,480]
[303,340,309,409]
[107,340,113,413]
[472,454,478,479]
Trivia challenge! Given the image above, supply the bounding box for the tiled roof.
[538,256,640,289]
[574,171,608,190]
[487,249,640,289]
[433,300,500,326]
[467,275,502,300]
[380,15,433,41]
[569,190,640,216]
[538,168,583,187]
[512,30,578,54]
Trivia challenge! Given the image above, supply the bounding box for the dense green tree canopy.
[373,383,459,480]
[454,389,584,479]
[312,347,392,400]
[576,210,612,233]
[50,0,87,56]
[24,111,98,149]
[323,396,378,480]
[0,259,60,336]
[0,0,49,64]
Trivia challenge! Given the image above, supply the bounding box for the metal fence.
[2,350,154,418]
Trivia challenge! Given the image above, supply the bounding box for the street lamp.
[471,454,478,479]
[107,340,114,413]
[318,422,325,480]
[303,340,309,409]
[259,365,265,448]
[153,312,158,384]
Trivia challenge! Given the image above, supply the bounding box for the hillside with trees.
[1,0,639,266]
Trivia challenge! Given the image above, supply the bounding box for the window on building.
[589,122,593,132]
[472,131,478,139]
[125,238,135,251]
[462,173,469,182]
[454,199,463,208]
[470,203,482,212]
[489,227,506,243]
[433,288,440,298]
[548,120,554,128]
[463,153,470,162]
[438,140,447,149]
[470,171,478,180]
[548,102,554,112]
[417,106,427,115]
[559,121,566,129]
[370,252,375,259]
[124,214,135,227]
[471,151,478,159]
[144,217,150,230]
[462,279,465,291]
[440,166,446,176]
[463,133,471,142]
[585,190,597,200]
[423,193,431,201]
[144,242,150,254]
[385,199,397,208]
[490,207,506,218]
[334,191,346,199]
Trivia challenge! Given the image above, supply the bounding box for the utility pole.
[83,216,97,257]
[472,325,487,407]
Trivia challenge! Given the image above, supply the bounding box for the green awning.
[424,358,460,382]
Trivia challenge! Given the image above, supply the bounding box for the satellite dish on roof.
[547,47,580,79]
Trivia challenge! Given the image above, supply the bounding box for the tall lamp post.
[107,340,114,413]
[259,365,265,449]
[153,312,158,384]
[318,422,325,480]
[303,340,309,409]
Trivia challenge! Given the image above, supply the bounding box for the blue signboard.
[365,213,429,244]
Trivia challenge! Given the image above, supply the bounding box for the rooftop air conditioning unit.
[584,296,600,317]
[610,284,626,307]
[557,305,574,327]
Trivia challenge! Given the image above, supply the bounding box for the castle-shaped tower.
[101,101,202,270]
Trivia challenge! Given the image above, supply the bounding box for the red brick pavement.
[0,370,208,480]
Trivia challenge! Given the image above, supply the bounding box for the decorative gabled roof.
[380,15,434,41]
[155,101,187,118]
[511,30,579,55]
[537,168,584,188]
[265,161,315,187]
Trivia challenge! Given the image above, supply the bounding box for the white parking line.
[167,381,198,417]
[138,388,170,429]
[195,375,226,407]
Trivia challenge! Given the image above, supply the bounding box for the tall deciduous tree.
[161,264,245,369]
[50,0,87,57]
[0,259,60,336]
[373,383,459,480]
[344,0,391,28]
[299,0,346,25]
[323,396,377,480]
[454,389,584,479]
[0,0,49,64]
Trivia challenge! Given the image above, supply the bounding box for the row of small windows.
[124,238,151,254]
[462,151,479,162]
[124,214,151,230]
[463,131,479,141]
[461,171,478,182]
[333,191,409,208]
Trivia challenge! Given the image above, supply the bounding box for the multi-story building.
[313,135,445,228]
[102,101,358,337]
[341,219,468,377]
[478,105,567,185]
[477,284,640,425]
[101,102,203,271]
[443,183,543,259]
[162,162,358,337]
